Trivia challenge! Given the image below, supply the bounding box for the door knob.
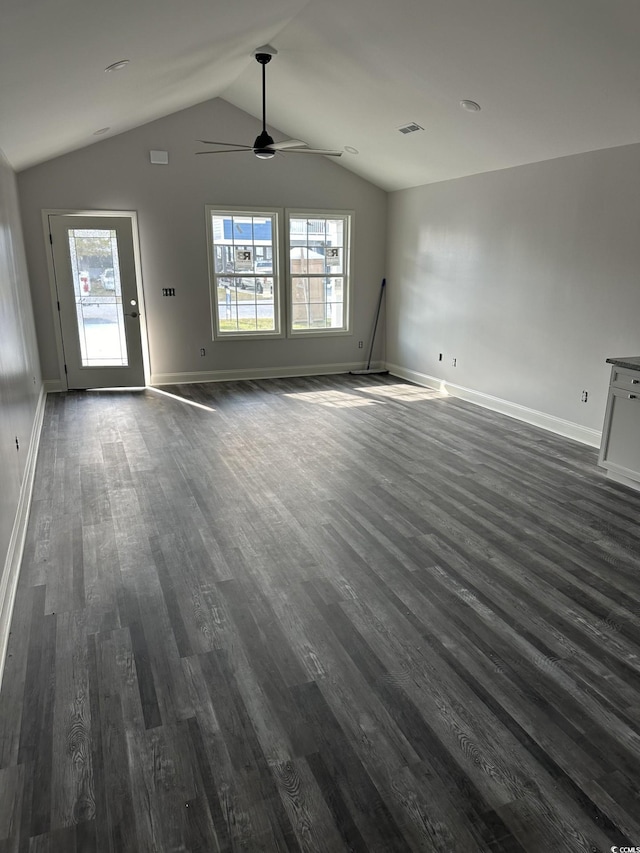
[126,311,138,318]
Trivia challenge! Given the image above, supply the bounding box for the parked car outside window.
[100,268,116,290]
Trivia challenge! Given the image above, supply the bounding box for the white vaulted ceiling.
[2,0,640,190]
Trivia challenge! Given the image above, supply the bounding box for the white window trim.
[285,209,353,338]
[205,205,285,340]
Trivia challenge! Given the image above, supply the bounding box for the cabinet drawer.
[611,366,640,392]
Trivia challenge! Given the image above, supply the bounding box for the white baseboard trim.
[386,363,602,448]
[603,468,640,493]
[0,384,47,688]
[43,379,64,393]
[150,361,380,386]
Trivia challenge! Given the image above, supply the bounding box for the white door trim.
[41,209,150,389]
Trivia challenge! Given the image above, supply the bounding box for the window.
[207,208,282,338]
[206,207,353,339]
[287,211,352,335]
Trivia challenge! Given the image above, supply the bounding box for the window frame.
[285,209,353,338]
[206,206,284,340]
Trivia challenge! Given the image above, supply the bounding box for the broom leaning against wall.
[350,278,388,375]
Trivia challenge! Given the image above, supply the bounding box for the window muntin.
[208,210,281,337]
[288,212,351,334]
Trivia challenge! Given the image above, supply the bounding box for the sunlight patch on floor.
[86,386,147,392]
[284,389,378,408]
[356,383,446,402]
[148,386,216,412]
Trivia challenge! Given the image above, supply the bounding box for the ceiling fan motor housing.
[253,129,276,158]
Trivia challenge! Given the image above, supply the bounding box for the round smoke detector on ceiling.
[105,59,130,72]
[460,99,481,112]
[344,146,359,155]
[93,127,110,136]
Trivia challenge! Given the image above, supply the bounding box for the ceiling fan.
[197,46,343,160]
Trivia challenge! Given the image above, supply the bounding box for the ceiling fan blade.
[196,149,251,154]
[197,139,253,148]
[281,148,343,157]
[270,139,307,150]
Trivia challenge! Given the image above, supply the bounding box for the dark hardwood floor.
[1,373,639,852]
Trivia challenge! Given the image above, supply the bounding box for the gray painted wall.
[386,143,640,432]
[0,149,41,576]
[17,98,387,383]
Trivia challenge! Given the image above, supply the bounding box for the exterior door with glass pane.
[48,215,145,388]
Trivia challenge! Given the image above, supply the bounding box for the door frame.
[42,209,151,390]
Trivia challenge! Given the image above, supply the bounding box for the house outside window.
[206,208,282,338]
[287,210,352,336]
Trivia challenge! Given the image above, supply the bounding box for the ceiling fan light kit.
[197,46,342,161]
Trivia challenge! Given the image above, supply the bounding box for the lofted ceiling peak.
[2,0,640,190]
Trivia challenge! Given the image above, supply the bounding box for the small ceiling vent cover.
[397,122,424,134]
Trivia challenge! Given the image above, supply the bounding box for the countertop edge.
[606,356,640,372]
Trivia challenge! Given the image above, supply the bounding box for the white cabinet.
[599,364,640,490]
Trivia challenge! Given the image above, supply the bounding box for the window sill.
[213,330,285,341]
[288,328,352,339]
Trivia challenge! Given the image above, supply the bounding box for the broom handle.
[366,278,386,370]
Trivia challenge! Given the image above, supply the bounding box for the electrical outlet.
[358,340,364,348]
[452,358,457,367]
[581,390,589,403]
[162,287,175,297]
[200,348,206,357]
[438,353,443,361]
[15,436,19,451]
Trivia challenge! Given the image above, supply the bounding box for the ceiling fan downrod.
[254,51,276,158]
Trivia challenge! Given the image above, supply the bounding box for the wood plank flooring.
[1,373,640,852]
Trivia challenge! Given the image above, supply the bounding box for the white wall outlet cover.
[150,150,169,165]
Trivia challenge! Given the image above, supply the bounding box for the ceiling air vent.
[397,122,424,134]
